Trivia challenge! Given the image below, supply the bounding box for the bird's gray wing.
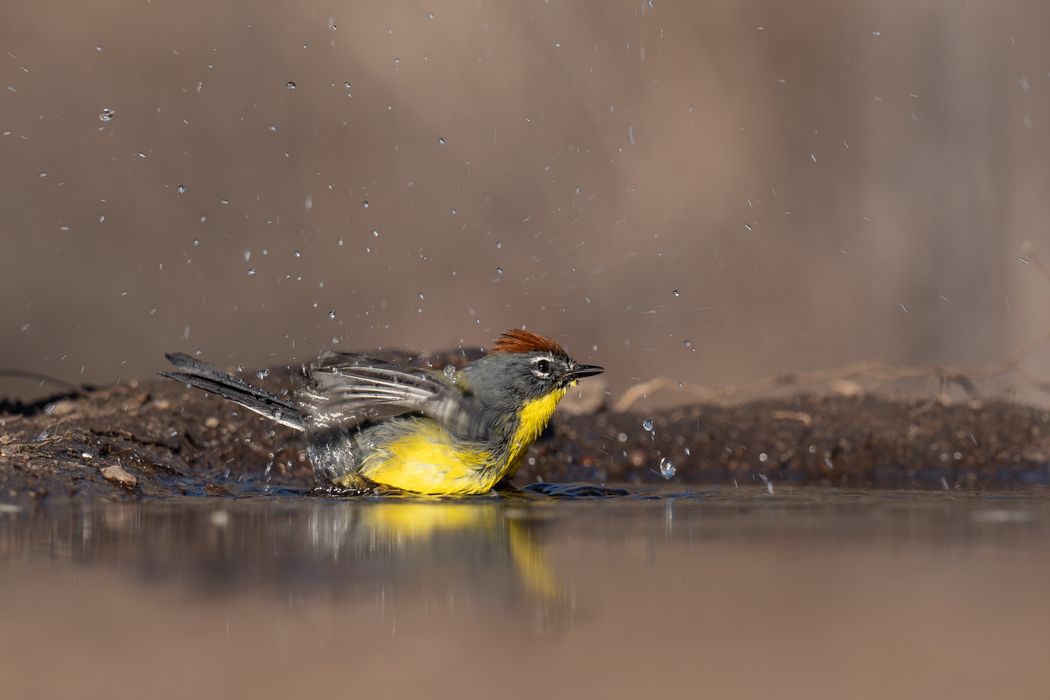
[299,351,490,441]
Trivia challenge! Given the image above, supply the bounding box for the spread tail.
[160,352,304,430]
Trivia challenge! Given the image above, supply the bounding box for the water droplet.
[219,198,230,206]
[38,171,47,178]
[443,365,457,380]
[337,238,344,247]
[247,267,256,276]
[495,240,502,249]
[192,239,200,247]
[255,368,270,380]
[269,123,279,132]
[418,291,425,300]
[99,107,114,123]
[243,249,251,262]
[362,200,369,208]
[285,81,297,91]
[495,267,503,275]
[293,249,301,258]
[672,289,680,297]
[683,339,695,351]
[642,418,654,432]
[659,457,676,479]
[328,309,337,319]
[136,152,147,159]
[176,184,187,194]
[371,228,380,237]
[149,307,157,316]
[437,137,446,145]
[426,11,435,20]
[450,208,457,215]
[343,81,352,90]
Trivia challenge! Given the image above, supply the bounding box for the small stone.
[101,464,137,488]
[49,400,77,417]
[204,417,220,429]
[559,378,609,415]
[153,399,172,411]
[830,379,861,397]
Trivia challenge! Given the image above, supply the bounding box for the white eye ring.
[531,356,553,377]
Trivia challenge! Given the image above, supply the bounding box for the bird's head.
[463,329,604,411]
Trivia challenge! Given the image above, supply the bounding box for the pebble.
[101,464,137,488]
[204,417,220,429]
[559,378,609,415]
[48,401,77,417]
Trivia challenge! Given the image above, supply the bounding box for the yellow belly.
[337,387,568,495]
[353,421,499,495]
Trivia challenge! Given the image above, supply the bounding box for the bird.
[161,329,604,495]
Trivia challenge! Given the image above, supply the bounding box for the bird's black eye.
[534,358,551,375]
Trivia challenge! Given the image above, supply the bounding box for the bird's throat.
[506,387,567,471]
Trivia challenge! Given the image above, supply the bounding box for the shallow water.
[2,487,1048,699]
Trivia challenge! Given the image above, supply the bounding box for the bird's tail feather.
[160,352,304,430]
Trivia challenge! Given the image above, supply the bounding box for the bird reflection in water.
[1,497,568,629]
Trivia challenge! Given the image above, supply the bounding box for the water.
[1,487,1048,699]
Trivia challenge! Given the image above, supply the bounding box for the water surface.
[1,487,1047,699]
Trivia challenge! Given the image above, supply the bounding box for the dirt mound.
[2,362,1049,501]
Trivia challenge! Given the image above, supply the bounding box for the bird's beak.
[567,364,604,380]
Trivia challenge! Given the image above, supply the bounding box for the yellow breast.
[504,387,567,478]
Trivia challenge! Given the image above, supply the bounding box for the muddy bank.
[2,358,1049,501]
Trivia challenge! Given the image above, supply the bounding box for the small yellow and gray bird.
[161,329,603,495]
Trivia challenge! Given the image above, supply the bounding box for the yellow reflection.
[330,500,563,604]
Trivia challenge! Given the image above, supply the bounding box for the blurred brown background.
[3,1,1050,403]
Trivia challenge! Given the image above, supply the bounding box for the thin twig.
[0,369,85,395]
